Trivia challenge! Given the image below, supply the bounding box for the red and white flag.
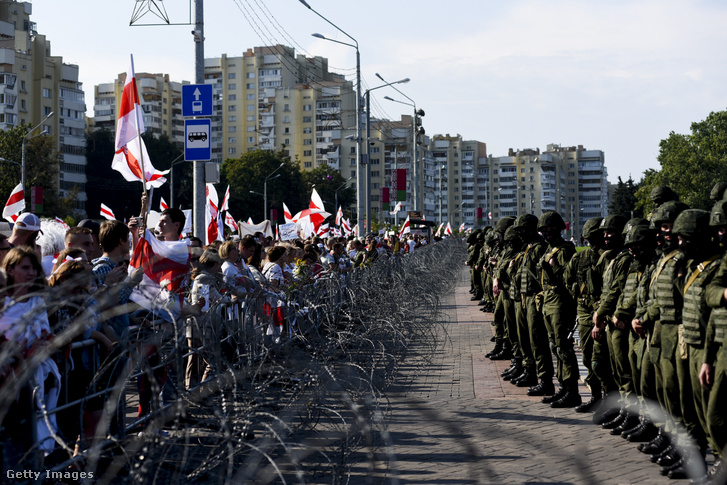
[283,202,294,224]
[100,203,116,221]
[488,211,492,220]
[224,212,238,233]
[206,183,219,218]
[389,201,402,215]
[445,222,452,236]
[3,183,24,223]
[332,227,342,238]
[310,188,325,211]
[341,218,352,235]
[317,223,330,238]
[398,216,411,239]
[435,223,444,237]
[129,229,190,321]
[458,222,466,233]
[111,55,168,189]
[247,217,253,225]
[220,185,230,212]
[352,223,359,236]
[54,217,69,230]
[160,196,169,211]
[335,206,343,226]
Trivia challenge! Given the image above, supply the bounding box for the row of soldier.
[466,184,726,483]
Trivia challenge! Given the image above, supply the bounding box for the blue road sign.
[182,84,213,117]
[185,119,211,161]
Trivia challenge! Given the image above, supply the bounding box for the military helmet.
[622,217,649,236]
[710,182,727,201]
[673,209,710,238]
[476,230,487,242]
[466,229,481,244]
[624,225,656,247]
[581,217,603,240]
[513,213,538,233]
[710,200,727,227]
[494,216,516,235]
[649,185,679,206]
[651,200,689,227]
[504,226,519,242]
[485,230,497,245]
[599,215,627,234]
[537,211,566,231]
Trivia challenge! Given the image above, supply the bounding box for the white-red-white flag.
[459,222,466,233]
[310,188,325,211]
[160,196,169,211]
[111,55,168,189]
[128,229,190,321]
[352,223,359,236]
[206,183,219,219]
[435,222,444,237]
[335,206,343,226]
[220,185,230,212]
[445,222,452,236]
[488,211,492,220]
[398,216,411,239]
[54,217,70,230]
[317,223,330,238]
[389,201,402,215]
[283,203,294,224]
[3,183,24,223]
[341,218,352,235]
[100,203,116,221]
[205,201,219,245]
[224,212,238,233]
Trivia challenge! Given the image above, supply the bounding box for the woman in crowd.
[0,246,61,457]
[262,246,287,292]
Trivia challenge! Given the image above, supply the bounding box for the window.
[303,139,312,145]
[228,83,236,90]
[247,115,254,122]
[303,127,311,134]
[229,148,236,154]
[284,104,290,111]
[371,158,380,165]
[350,158,356,166]
[350,171,356,178]
[284,116,290,123]
[304,162,312,168]
[247,136,255,143]
[247,126,255,132]
[246,72,255,78]
[228,137,236,143]
[303,104,312,111]
[371,171,380,177]
[284,138,290,145]
[246,94,254,100]
[43,106,52,116]
[228,73,236,79]
[42,88,52,98]
[371,146,379,153]
[228,126,236,132]
[303,116,312,122]
[228,105,236,111]
[228,115,236,122]
[246,83,254,89]
[246,105,254,111]
[530,167,534,172]
[568,171,576,176]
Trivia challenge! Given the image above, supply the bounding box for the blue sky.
[30,0,727,183]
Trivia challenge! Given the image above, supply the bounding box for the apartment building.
[0,0,87,214]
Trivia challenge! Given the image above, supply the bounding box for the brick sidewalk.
[355,268,668,484]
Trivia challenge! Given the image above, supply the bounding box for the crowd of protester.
[467,183,727,484]
[0,205,435,471]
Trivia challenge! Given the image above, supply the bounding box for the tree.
[220,149,306,224]
[608,176,642,219]
[635,109,727,213]
[0,124,65,217]
[301,164,354,217]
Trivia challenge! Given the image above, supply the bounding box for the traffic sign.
[182,84,213,117]
[185,119,211,161]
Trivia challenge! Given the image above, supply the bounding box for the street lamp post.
[439,164,446,225]
[364,76,410,234]
[300,0,364,235]
[22,111,54,201]
[264,163,284,221]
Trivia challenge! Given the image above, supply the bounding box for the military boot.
[541,381,566,404]
[610,411,640,435]
[501,358,522,379]
[624,416,658,442]
[490,342,512,360]
[527,379,555,396]
[513,367,538,387]
[575,387,602,413]
[601,408,628,430]
[485,340,503,359]
[639,428,670,454]
[550,381,583,408]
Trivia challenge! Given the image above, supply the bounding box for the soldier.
[499,226,527,379]
[700,199,727,484]
[512,214,553,393]
[646,185,680,222]
[666,209,717,479]
[564,217,605,412]
[487,217,516,359]
[466,229,483,300]
[537,211,580,408]
[709,181,727,202]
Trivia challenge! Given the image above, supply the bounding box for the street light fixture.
[264,163,284,222]
[300,0,364,233]
[363,76,410,234]
[22,111,54,203]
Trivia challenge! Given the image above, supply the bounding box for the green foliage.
[608,176,642,219]
[0,124,61,217]
[221,149,306,224]
[635,110,727,213]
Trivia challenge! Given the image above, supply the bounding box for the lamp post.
[300,0,364,234]
[22,111,54,201]
[439,164,446,225]
[264,162,284,221]
[363,76,410,234]
[168,153,186,208]
[379,72,424,213]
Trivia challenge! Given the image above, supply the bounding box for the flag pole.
[130,54,148,199]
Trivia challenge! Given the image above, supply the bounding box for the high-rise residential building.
[0,0,87,214]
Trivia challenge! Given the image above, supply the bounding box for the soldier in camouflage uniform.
[476,230,497,312]
[537,211,581,408]
[486,217,516,359]
[663,209,717,479]
[510,214,550,390]
[498,226,527,379]
[466,229,483,299]
[564,217,606,412]
[491,226,522,366]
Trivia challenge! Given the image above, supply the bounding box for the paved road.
[354,268,669,485]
